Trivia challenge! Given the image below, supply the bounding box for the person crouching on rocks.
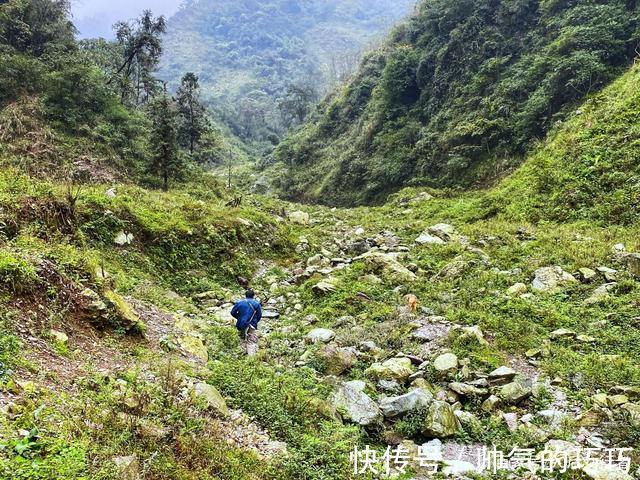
[231,289,262,356]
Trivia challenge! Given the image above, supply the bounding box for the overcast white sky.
[71,0,184,38]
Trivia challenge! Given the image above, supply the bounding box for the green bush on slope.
[276,0,640,206]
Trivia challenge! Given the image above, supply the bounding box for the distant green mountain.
[276,0,640,206]
[159,0,415,144]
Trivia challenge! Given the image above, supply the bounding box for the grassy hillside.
[159,0,416,144]
[275,0,640,206]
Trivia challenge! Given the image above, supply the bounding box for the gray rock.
[191,383,229,416]
[498,379,532,405]
[428,224,457,241]
[614,252,640,276]
[379,388,433,418]
[422,401,461,438]
[306,328,336,344]
[415,232,446,245]
[578,267,598,283]
[532,266,578,293]
[331,381,382,426]
[377,380,402,394]
[488,366,517,385]
[433,353,459,375]
[365,357,415,383]
[448,382,488,398]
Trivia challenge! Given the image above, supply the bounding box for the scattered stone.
[442,460,476,476]
[549,328,577,340]
[507,283,528,296]
[448,382,488,398]
[532,266,578,293]
[614,252,640,276]
[422,401,461,438]
[191,382,229,416]
[502,412,518,431]
[481,395,502,413]
[457,325,488,345]
[113,455,140,480]
[317,344,357,375]
[578,267,598,283]
[312,281,337,295]
[49,329,68,345]
[433,353,459,375]
[288,211,310,225]
[577,334,596,343]
[428,224,457,241]
[377,380,402,394]
[582,460,633,480]
[585,283,616,305]
[379,388,433,418]
[178,335,208,361]
[488,366,517,385]
[415,232,446,245]
[365,357,415,383]
[498,379,532,405]
[331,381,382,426]
[114,231,134,246]
[597,266,618,282]
[306,328,336,344]
[105,187,117,198]
[355,251,417,283]
[537,409,567,428]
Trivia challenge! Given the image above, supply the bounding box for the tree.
[149,90,181,190]
[176,72,209,155]
[278,83,318,129]
[110,11,166,106]
[0,0,75,57]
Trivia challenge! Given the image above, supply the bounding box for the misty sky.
[71,0,183,39]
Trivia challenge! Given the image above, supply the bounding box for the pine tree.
[149,90,181,190]
[176,72,209,155]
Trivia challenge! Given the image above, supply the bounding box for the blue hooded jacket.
[231,298,262,330]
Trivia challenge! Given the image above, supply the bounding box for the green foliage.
[148,92,182,190]
[0,249,38,293]
[207,359,362,480]
[159,0,415,145]
[277,0,640,205]
[176,72,210,156]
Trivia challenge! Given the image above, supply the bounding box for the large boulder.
[498,379,532,405]
[317,344,357,375]
[289,211,310,224]
[428,224,457,241]
[306,328,336,344]
[191,382,229,416]
[415,232,446,245]
[422,401,461,438]
[614,252,640,277]
[365,357,415,383]
[355,251,416,284]
[379,388,433,418]
[532,266,578,293]
[488,366,517,385]
[331,381,382,426]
[582,460,633,480]
[178,335,208,362]
[433,353,459,376]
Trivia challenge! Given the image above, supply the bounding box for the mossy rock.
[104,290,146,334]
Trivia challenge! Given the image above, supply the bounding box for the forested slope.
[159,0,415,144]
[276,0,640,206]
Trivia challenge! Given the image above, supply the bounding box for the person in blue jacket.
[231,289,262,356]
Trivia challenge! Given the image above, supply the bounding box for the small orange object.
[405,294,418,312]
